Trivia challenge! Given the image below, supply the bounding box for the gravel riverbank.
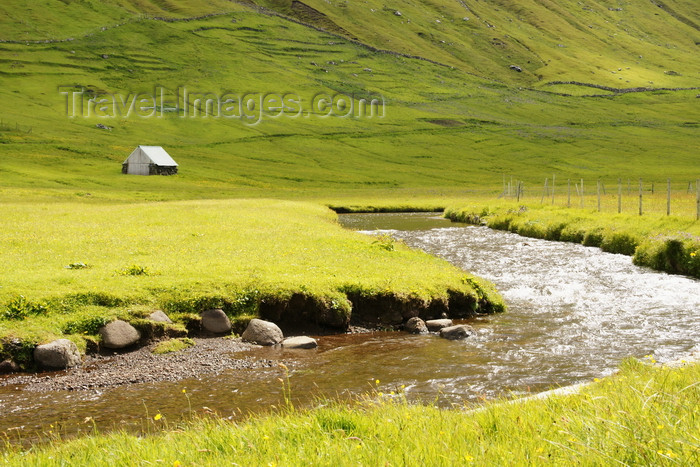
[0,337,280,392]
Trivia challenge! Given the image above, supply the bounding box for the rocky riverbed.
[0,337,281,392]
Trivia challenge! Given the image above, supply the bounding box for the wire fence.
[500,176,700,220]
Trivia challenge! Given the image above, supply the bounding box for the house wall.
[126,148,150,175]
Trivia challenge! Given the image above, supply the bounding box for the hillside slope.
[0,0,697,202]
[254,0,700,88]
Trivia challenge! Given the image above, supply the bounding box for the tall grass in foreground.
[2,359,697,465]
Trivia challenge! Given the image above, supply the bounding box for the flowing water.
[1,212,698,443]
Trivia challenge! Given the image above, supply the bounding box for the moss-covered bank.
[445,203,700,278]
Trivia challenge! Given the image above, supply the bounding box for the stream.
[1,212,698,444]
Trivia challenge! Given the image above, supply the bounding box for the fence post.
[541,178,548,204]
[551,174,556,205]
[510,176,513,197]
[597,179,601,212]
[666,178,671,216]
[517,181,522,202]
[651,182,655,194]
[580,178,584,209]
[696,179,699,221]
[638,178,643,216]
[567,179,571,208]
[618,178,622,214]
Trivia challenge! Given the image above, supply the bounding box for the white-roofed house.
[122,146,178,175]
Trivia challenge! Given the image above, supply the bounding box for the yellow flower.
[375,379,380,385]
[690,252,696,257]
[657,424,664,430]
[593,378,601,383]
[182,389,187,394]
[154,413,162,421]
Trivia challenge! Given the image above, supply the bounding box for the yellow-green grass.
[2,358,697,465]
[0,198,502,366]
[445,199,700,277]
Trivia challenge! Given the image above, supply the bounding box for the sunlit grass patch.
[152,337,195,355]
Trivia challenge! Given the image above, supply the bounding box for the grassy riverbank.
[445,201,700,278]
[0,199,503,368]
[2,358,697,465]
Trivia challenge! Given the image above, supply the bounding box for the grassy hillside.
[257,0,700,87]
[0,0,698,203]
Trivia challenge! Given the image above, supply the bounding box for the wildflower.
[657,424,664,430]
[174,462,182,467]
[690,252,696,257]
[154,413,162,421]
[182,389,187,394]
[375,379,380,385]
[593,378,601,383]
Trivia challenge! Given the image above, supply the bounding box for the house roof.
[139,146,178,166]
[124,146,178,166]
